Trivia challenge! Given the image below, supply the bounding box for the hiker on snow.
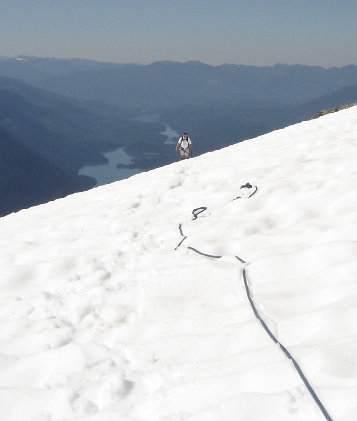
[175,132,192,160]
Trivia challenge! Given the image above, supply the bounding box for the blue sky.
[1,0,356,67]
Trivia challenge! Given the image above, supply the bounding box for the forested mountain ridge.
[0,77,168,216]
[0,128,94,216]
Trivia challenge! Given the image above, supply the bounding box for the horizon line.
[1,54,356,70]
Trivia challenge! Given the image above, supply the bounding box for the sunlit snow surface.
[0,107,356,420]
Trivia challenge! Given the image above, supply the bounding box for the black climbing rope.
[192,207,207,220]
[175,183,333,421]
[174,225,187,251]
[233,184,258,200]
[242,268,333,421]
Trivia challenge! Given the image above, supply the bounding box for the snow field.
[0,107,356,420]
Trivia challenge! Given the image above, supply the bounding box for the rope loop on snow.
[233,184,258,200]
[192,207,207,220]
[175,183,333,421]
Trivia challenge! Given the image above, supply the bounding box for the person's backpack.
[180,137,189,150]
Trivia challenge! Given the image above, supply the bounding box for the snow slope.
[0,107,356,421]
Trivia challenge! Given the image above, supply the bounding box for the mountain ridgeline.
[1,56,357,216]
[12,59,357,106]
[2,57,357,152]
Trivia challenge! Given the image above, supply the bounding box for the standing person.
[175,132,193,160]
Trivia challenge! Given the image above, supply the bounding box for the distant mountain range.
[1,56,357,216]
[0,55,120,84]
[16,59,357,105]
[2,56,357,108]
[2,56,357,150]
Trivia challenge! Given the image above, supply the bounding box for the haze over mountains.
[3,56,357,105]
[1,55,357,216]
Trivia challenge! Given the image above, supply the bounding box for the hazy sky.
[1,0,356,67]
